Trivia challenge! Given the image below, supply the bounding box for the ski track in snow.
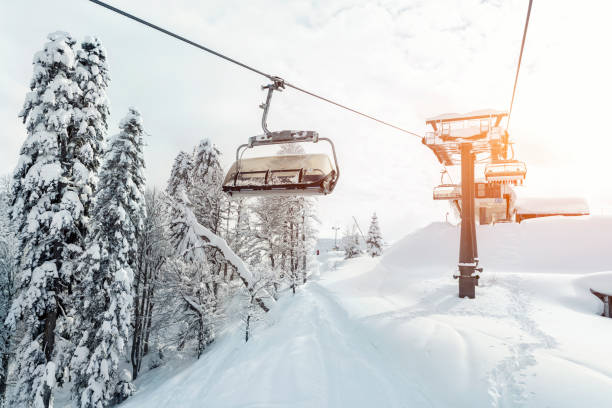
[330,265,559,407]
[485,276,557,408]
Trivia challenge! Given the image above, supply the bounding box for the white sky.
[2,0,612,241]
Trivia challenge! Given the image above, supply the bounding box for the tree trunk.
[42,307,57,408]
[245,314,250,343]
[143,295,154,356]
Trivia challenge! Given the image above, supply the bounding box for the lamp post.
[332,226,340,250]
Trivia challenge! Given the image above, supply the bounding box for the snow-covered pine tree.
[71,108,146,408]
[6,31,89,408]
[342,226,362,259]
[366,212,384,257]
[189,139,228,286]
[72,35,109,227]
[190,139,224,234]
[166,151,193,198]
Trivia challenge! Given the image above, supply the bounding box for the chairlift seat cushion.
[223,153,337,196]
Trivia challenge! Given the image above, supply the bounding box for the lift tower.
[423,110,522,298]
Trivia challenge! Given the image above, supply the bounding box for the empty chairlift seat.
[433,184,461,200]
[223,153,338,196]
[485,160,526,184]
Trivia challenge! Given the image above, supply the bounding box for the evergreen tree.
[6,31,89,408]
[366,212,384,257]
[190,139,224,234]
[71,108,146,408]
[72,35,109,226]
[166,151,193,199]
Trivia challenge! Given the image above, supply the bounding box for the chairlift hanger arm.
[260,78,285,136]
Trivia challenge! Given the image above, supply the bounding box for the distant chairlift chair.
[223,78,340,197]
[484,160,526,185]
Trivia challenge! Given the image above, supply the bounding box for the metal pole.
[332,226,340,250]
[352,216,367,243]
[470,152,479,287]
[458,143,476,299]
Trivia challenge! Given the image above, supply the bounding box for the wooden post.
[458,143,477,299]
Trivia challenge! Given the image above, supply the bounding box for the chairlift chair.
[484,160,526,185]
[433,184,461,200]
[223,78,340,197]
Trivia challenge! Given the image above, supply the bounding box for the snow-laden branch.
[183,206,274,312]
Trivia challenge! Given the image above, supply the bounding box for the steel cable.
[89,0,423,139]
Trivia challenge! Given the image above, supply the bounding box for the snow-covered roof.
[580,272,612,295]
[445,125,483,138]
[426,109,507,123]
[515,197,590,215]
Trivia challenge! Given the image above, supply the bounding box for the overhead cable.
[89,0,423,139]
[507,0,533,130]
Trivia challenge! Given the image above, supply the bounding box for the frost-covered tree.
[342,226,362,259]
[250,144,318,296]
[164,154,222,358]
[228,200,262,267]
[71,108,146,408]
[131,189,169,380]
[366,212,384,257]
[6,31,93,408]
[241,266,274,343]
[0,175,16,404]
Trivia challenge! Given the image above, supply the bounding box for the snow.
[45,361,57,388]
[515,196,589,215]
[119,216,612,408]
[575,271,612,295]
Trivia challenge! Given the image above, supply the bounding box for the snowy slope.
[121,216,612,408]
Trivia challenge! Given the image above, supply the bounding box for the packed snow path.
[121,217,612,408]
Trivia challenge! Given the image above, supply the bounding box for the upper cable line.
[89,0,423,139]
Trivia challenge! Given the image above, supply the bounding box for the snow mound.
[384,216,612,273]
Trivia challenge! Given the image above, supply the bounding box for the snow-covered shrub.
[342,228,362,259]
